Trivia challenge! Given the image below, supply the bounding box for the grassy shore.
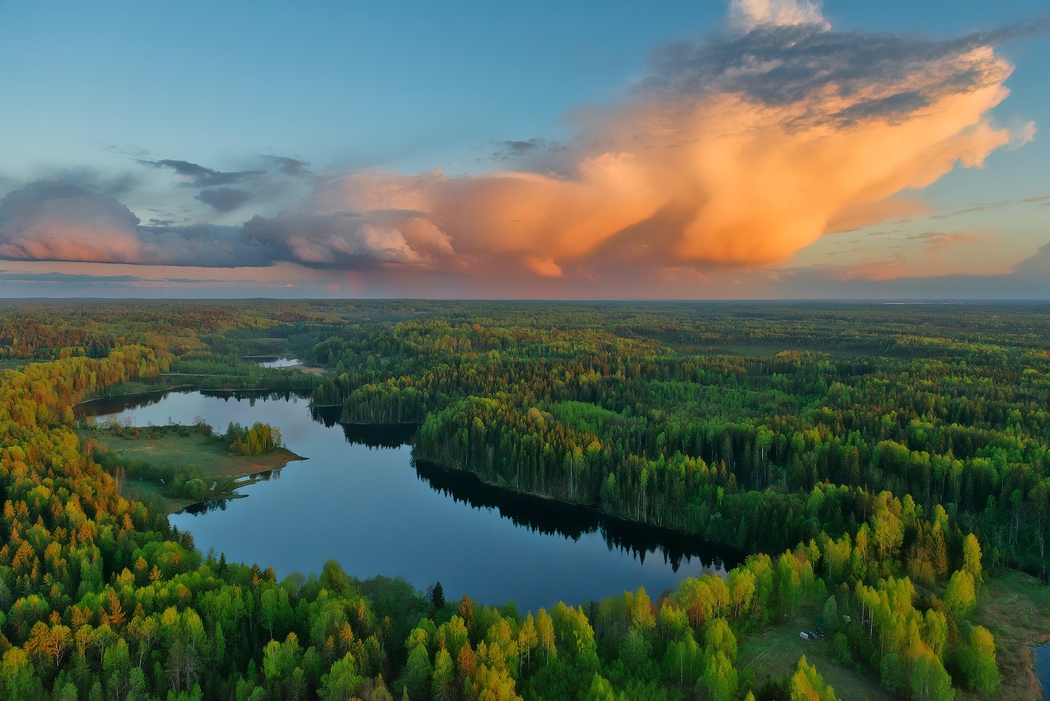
[81,424,303,513]
[81,378,191,400]
[974,569,1050,701]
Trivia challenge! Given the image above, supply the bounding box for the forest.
[0,300,1048,701]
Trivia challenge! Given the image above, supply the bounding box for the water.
[255,357,302,368]
[1036,645,1050,701]
[78,390,742,612]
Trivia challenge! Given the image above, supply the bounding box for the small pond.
[78,390,742,612]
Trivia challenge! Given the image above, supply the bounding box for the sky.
[0,0,1048,299]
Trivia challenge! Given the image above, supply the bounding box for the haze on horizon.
[0,0,1048,299]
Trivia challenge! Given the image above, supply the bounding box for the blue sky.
[0,1,1047,298]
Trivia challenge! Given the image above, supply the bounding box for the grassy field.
[974,569,1050,701]
[738,610,894,701]
[735,572,1050,701]
[118,478,203,514]
[82,425,303,512]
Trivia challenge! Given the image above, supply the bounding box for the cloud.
[0,178,451,269]
[498,139,544,157]
[0,181,145,263]
[907,231,982,253]
[489,139,569,162]
[142,159,264,187]
[264,156,312,177]
[1012,241,1050,276]
[930,203,1008,220]
[243,206,454,269]
[729,0,829,33]
[273,16,1017,278]
[196,187,251,212]
[0,181,280,267]
[1008,119,1036,150]
[0,6,1034,287]
[133,223,280,267]
[641,22,1012,123]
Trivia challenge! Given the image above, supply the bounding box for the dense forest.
[0,301,1048,701]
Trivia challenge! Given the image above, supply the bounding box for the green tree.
[583,674,617,701]
[700,651,737,701]
[260,589,278,640]
[790,656,839,701]
[431,648,455,701]
[879,652,906,695]
[962,534,982,581]
[910,651,954,701]
[320,653,363,701]
[263,633,305,701]
[944,570,976,615]
[429,582,446,617]
[0,648,44,701]
[922,609,948,659]
[704,619,737,663]
[103,638,132,701]
[967,625,1001,694]
[822,596,839,635]
[536,609,555,665]
[399,644,433,701]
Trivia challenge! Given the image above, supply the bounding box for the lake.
[1036,645,1050,701]
[78,390,742,612]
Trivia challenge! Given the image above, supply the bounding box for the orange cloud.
[279,24,1017,280]
[0,219,145,264]
[0,181,147,264]
[0,2,1031,289]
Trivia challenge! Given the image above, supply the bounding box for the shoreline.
[411,455,746,566]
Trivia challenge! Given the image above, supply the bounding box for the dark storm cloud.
[0,179,436,269]
[491,139,545,160]
[489,138,571,166]
[0,180,280,267]
[0,180,145,263]
[264,156,312,177]
[831,91,929,125]
[134,222,281,266]
[141,159,264,187]
[0,181,140,232]
[637,19,1045,127]
[1012,241,1050,276]
[196,187,251,212]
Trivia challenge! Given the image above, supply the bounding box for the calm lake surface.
[78,390,742,612]
[1036,645,1050,701]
